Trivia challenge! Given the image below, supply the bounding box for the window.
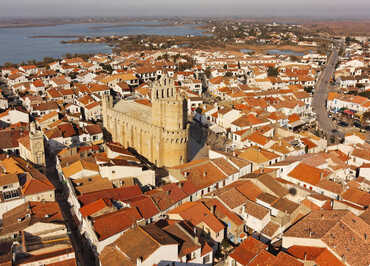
[3,189,20,200]
[203,255,210,264]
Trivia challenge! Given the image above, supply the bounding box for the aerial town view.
[0,0,369,266]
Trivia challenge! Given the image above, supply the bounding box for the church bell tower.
[29,122,46,167]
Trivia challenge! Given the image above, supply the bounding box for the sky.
[1,0,369,18]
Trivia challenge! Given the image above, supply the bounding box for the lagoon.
[241,48,312,57]
[266,49,312,56]
[0,22,204,65]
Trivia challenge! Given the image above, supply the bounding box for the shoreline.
[30,35,84,39]
[88,23,185,30]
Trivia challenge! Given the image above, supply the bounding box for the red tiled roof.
[288,163,326,185]
[80,198,112,218]
[93,207,142,241]
[229,236,267,265]
[168,202,224,233]
[126,196,160,219]
[287,245,326,260]
[78,185,142,206]
[22,171,55,196]
[315,249,345,266]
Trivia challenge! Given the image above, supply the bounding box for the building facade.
[103,77,188,167]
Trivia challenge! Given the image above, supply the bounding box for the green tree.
[267,67,279,77]
[205,67,212,79]
[225,72,233,77]
[305,145,309,154]
[290,55,299,62]
[358,91,370,99]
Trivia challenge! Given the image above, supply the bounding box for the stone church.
[102,77,188,167]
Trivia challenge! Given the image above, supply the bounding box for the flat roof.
[113,100,152,124]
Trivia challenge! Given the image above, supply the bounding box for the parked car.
[338,121,348,127]
[353,122,362,128]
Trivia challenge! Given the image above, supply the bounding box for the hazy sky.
[1,0,369,18]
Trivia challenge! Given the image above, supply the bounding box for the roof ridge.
[137,225,162,247]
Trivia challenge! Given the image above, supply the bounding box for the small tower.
[151,76,187,131]
[151,76,188,167]
[29,122,46,167]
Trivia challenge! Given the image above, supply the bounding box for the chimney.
[203,171,207,177]
[320,172,323,180]
[136,256,143,266]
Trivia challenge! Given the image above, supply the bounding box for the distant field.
[304,20,370,36]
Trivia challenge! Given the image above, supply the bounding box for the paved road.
[45,149,98,266]
[312,48,342,138]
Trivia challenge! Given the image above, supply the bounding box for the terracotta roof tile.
[126,196,160,219]
[93,207,142,240]
[315,248,345,266]
[168,202,224,233]
[288,163,326,186]
[78,185,142,206]
[235,180,263,201]
[80,198,112,218]
[229,236,267,265]
[244,199,270,220]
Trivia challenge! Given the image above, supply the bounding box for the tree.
[3,62,15,68]
[225,72,233,77]
[345,36,352,45]
[362,111,370,122]
[267,67,278,77]
[290,55,299,62]
[357,83,365,90]
[100,63,113,73]
[304,87,314,93]
[205,67,212,79]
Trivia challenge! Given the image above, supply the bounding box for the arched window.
[156,90,159,99]
[167,88,170,97]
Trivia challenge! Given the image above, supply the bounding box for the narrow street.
[311,47,343,139]
[45,148,98,266]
